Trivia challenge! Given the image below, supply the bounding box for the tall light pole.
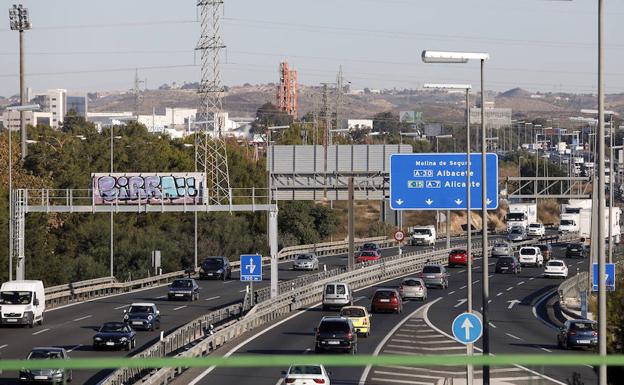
[433,133,455,249]
[425,83,473,385]
[110,128,122,278]
[8,4,31,161]
[422,50,490,385]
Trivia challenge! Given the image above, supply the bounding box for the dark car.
[93,321,136,351]
[314,316,358,354]
[168,278,200,301]
[199,256,232,280]
[361,242,381,254]
[557,319,598,349]
[537,244,553,261]
[371,288,403,314]
[495,256,521,274]
[123,303,160,331]
[418,264,449,289]
[566,243,587,259]
[18,347,72,384]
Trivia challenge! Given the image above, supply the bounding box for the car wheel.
[222,273,227,281]
[132,339,136,349]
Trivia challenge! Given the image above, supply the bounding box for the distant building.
[66,95,88,117]
[138,108,197,134]
[469,107,512,130]
[344,119,373,131]
[1,110,53,131]
[27,88,67,128]
[87,112,135,131]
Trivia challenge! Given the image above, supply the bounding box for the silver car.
[399,277,427,300]
[492,242,513,257]
[292,253,319,271]
[507,227,527,242]
[418,265,449,289]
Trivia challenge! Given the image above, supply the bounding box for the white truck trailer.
[506,202,538,231]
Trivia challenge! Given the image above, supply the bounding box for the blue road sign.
[240,254,262,282]
[592,263,615,292]
[452,312,483,345]
[390,153,498,210]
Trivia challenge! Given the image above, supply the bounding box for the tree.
[372,111,408,135]
[250,102,293,135]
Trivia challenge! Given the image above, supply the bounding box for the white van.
[322,282,352,310]
[0,280,45,327]
[410,225,436,246]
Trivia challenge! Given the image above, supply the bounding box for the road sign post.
[390,153,498,210]
[452,312,483,345]
[240,254,262,307]
[592,263,615,292]
[393,230,405,255]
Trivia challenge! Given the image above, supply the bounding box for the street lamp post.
[434,133,455,249]
[110,128,122,278]
[8,4,32,161]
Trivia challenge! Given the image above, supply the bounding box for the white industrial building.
[469,106,512,130]
[344,119,374,130]
[1,110,54,131]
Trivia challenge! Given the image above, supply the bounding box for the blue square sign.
[390,153,498,210]
[240,254,262,282]
[592,263,615,292]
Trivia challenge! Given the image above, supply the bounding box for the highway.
[0,238,459,384]
[173,242,596,385]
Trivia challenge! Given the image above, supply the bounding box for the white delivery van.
[322,282,353,310]
[409,225,436,246]
[0,280,45,328]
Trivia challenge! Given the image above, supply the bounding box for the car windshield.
[560,220,574,226]
[129,305,152,313]
[548,261,564,267]
[529,224,541,228]
[319,320,350,333]
[0,291,32,305]
[171,280,193,288]
[336,285,346,294]
[413,229,431,235]
[451,249,466,254]
[289,366,323,375]
[570,322,597,331]
[510,228,523,234]
[28,350,62,360]
[340,308,365,317]
[495,243,508,248]
[202,259,223,268]
[403,279,422,287]
[520,248,536,255]
[362,243,378,249]
[100,323,126,332]
[374,290,395,299]
[568,244,582,249]
[360,251,376,256]
[507,213,525,221]
[297,255,313,260]
[422,266,441,274]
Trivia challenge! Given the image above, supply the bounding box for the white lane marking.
[488,322,497,329]
[155,295,166,299]
[73,315,92,322]
[357,298,443,385]
[460,285,467,290]
[173,305,187,311]
[473,280,480,284]
[275,378,284,385]
[507,287,513,291]
[114,304,130,310]
[205,296,221,301]
[32,328,50,335]
[458,269,465,273]
[223,281,234,284]
[517,281,525,286]
[354,296,367,303]
[370,378,430,385]
[448,291,456,295]
[488,300,492,304]
[489,274,494,278]
[453,299,467,308]
[239,289,246,293]
[529,277,535,280]
[507,300,521,309]
[540,347,553,353]
[496,292,503,297]
[532,288,559,330]
[67,344,82,353]
[506,333,522,340]
[190,269,411,385]
[0,344,7,349]
[577,261,583,265]
[303,348,312,354]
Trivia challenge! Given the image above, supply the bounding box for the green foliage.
[366,221,396,238]
[278,201,340,246]
[250,102,293,135]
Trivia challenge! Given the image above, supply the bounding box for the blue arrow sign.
[390,153,498,210]
[452,312,483,345]
[240,254,262,282]
[592,263,615,292]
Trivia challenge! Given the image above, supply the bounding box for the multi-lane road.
[172,243,596,385]
[0,239,457,384]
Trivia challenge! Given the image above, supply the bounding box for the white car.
[543,260,569,279]
[518,247,544,267]
[527,223,546,237]
[282,364,331,385]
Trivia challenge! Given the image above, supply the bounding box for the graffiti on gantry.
[91,173,206,205]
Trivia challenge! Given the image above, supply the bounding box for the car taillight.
[285,378,296,384]
[363,318,368,325]
[592,331,598,336]
[313,379,326,384]
[347,331,353,340]
[391,296,398,304]
[569,331,576,336]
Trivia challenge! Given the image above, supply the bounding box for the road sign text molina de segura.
[390,153,498,210]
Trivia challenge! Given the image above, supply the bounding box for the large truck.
[0,280,45,327]
[578,207,621,243]
[506,202,538,231]
[559,199,592,234]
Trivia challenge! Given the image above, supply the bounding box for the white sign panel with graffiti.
[92,172,206,205]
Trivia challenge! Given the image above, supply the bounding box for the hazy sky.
[1,0,623,98]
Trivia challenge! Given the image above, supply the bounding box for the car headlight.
[94,337,102,341]
[120,337,128,342]
[124,314,129,320]
[217,269,224,273]
[148,315,153,321]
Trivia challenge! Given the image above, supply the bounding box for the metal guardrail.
[44,236,394,309]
